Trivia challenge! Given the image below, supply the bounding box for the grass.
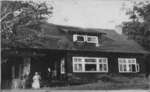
[44,75,149,90]
[2,74,149,90]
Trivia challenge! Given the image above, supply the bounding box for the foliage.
[1,1,53,48]
[122,1,150,50]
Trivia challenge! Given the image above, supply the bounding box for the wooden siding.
[66,51,146,80]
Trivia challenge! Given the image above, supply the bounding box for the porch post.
[19,64,22,78]
[23,57,31,76]
[12,65,15,79]
[11,65,15,88]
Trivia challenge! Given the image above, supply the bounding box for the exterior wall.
[2,49,147,87]
[66,51,146,81]
[145,55,150,77]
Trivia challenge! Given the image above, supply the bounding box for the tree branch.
[0,11,13,22]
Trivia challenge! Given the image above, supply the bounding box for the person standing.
[52,69,57,80]
[32,72,41,89]
[21,74,28,89]
[47,67,52,81]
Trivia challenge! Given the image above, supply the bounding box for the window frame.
[73,56,108,73]
[73,34,99,46]
[73,34,86,42]
[86,35,98,44]
[60,58,65,74]
[118,58,139,73]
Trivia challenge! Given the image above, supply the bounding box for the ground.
[1,89,150,92]
[2,75,150,91]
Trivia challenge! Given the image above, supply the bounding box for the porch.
[1,48,68,89]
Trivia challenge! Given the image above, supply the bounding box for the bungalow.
[1,23,150,88]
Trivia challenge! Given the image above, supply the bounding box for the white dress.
[32,75,40,89]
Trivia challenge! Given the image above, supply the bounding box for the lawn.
[2,74,149,90]
[45,75,149,90]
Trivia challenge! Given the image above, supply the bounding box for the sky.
[47,0,133,29]
[12,0,141,30]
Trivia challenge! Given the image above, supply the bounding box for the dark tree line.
[122,1,150,51]
[1,1,53,48]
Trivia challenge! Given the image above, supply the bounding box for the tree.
[1,0,53,88]
[1,0,53,48]
[122,1,150,50]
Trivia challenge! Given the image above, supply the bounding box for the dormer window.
[77,35,85,42]
[87,36,98,43]
[73,34,86,42]
[73,34,99,46]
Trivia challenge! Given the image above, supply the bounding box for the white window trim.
[136,64,140,72]
[73,57,84,72]
[73,34,99,46]
[98,58,108,72]
[86,35,98,43]
[60,58,65,74]
[73,56,108,73]
[73,34,86,42]
[118,58,139,73]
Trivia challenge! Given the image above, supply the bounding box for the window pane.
[99,64,103,71]
[120,64,123,71]
[129,64,132,72]
[87,37,96,41]
[136,64,140,72]
[123,64,127,71]
[99,58,107,63]
[102,58,107,63]
[77,36,84,41]
[99,59,102,63]
[87,36,97,41]
[85,64,96,71]
[74,57,82,62]
[99,64,108,72]
[128,60,132,63]
[120,59,126,63]
[85,58,96,63]
[132,59,136,63]
[119,59,123,63]
[103,64,107,71]
[123,59,126,63]
[74,64,82,72]
[87,37,93,41]
[132,64,136,72]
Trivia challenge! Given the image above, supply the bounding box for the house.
[1,23,150,88]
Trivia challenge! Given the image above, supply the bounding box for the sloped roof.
[2,23,149,54]
[51,24,148,53]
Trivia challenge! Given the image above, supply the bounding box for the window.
[87,36,98,43]
[85,58,97,72]
[73,57,108,72]
[73,34,86,42]
[73,57,84,72]
[99,58,108,72]
[60,58,65,74]
[76,35,85,42]
[118,58,139,73]
[73,34,99,46]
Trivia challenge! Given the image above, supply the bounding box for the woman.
[32,72,41,89]
[47,67,52,81]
